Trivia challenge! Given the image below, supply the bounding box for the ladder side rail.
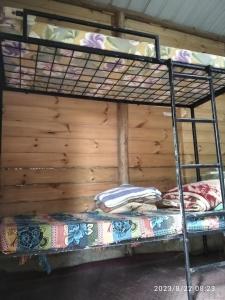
[208,67,225,209]
[190,107,209,253]
[190,107,201,182]
[168,60,193,300]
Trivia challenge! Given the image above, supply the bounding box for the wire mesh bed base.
[1,9,225,108]
[1,37,225,108]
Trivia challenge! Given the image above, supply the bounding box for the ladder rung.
[186,209,225,219]
[180,163,220,169]
[190,260,225,274]
[176,118,215,123]
[173,72,210,81]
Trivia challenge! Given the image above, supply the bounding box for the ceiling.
[58,0,225,40]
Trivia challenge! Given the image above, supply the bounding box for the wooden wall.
[1,0,225,216]
[1,92,177,216]
[180,96,225,182]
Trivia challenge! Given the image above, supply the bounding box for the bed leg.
[125,245,134,256]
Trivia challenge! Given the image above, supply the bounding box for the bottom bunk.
[1,209,225,256]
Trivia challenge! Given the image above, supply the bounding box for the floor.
[1,252,225,300]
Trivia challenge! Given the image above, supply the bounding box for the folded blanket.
[95,184,161,208]
[157,180,222,211]
[109,202,157,214]
[97,196,159,212]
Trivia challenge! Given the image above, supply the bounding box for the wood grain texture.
[117,103,129,184]
[2,0,225,216]
[2,167,175,186]
[0,197,96,216]
[180,95,225,184]
[1,92,178,216]
[1,182,117,203]
[2,167,118,186]
[115,11,129,184]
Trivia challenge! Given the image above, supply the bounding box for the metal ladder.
[168,60,225,300]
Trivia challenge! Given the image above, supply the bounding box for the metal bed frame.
[1,9,225,299]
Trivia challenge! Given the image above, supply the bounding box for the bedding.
[106,202,157,214]
[1,6,225,68]
[157,180,222,211]
[1,210,225,255]
[95,184,161,208]
[0,211,181,254]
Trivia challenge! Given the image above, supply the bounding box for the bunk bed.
[1,7,225,299]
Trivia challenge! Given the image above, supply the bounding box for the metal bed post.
[207,66,225,209]
[0,82,2,168]
[0,41,5,164]
[0,40,4,186]
[168,59,193,300]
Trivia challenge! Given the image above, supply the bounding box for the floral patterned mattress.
[1,6,225,69]
[0,211,225,255]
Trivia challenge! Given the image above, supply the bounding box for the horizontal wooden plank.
[129,167,176,182]
[1,0,112,24]
[2,166,175,186]
[3,167,118,186]
[1,182,117,203]
[3,107,176,130]
[2,153,176,168]
[182,154,225,165]
[0,197,96,218]
[2,137,117,154]
[3,136,174,154]
[3,93,117,116]
[181,132,224,143]
[3,92,169,114]
[1,179,174,204]
[3,92,113,110]
[129,127,172,142]
[3,120,117,139]
[180,142,225,155]
[130,180,176,192]
[1,153,118,168]
[3,104,117,127]
[181,122,225,133]
[180,109,225,122]
[3,120,174,142]
[181,168,219,181]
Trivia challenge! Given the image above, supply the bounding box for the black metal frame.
[1,9,225,300]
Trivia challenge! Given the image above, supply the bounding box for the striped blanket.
[95,185,161,209]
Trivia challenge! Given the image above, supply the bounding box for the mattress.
[1,211,225,255]
[1,6,225,69]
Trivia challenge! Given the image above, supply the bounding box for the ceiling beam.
[55,0,225,43]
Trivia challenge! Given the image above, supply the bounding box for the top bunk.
[1,7,225,108]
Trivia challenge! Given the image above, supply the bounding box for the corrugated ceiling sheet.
[88,0,225,38]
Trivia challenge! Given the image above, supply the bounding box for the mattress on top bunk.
[1,6,225,69]
[1,210,225,255]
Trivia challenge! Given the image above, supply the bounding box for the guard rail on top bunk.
[1,8,225,300]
